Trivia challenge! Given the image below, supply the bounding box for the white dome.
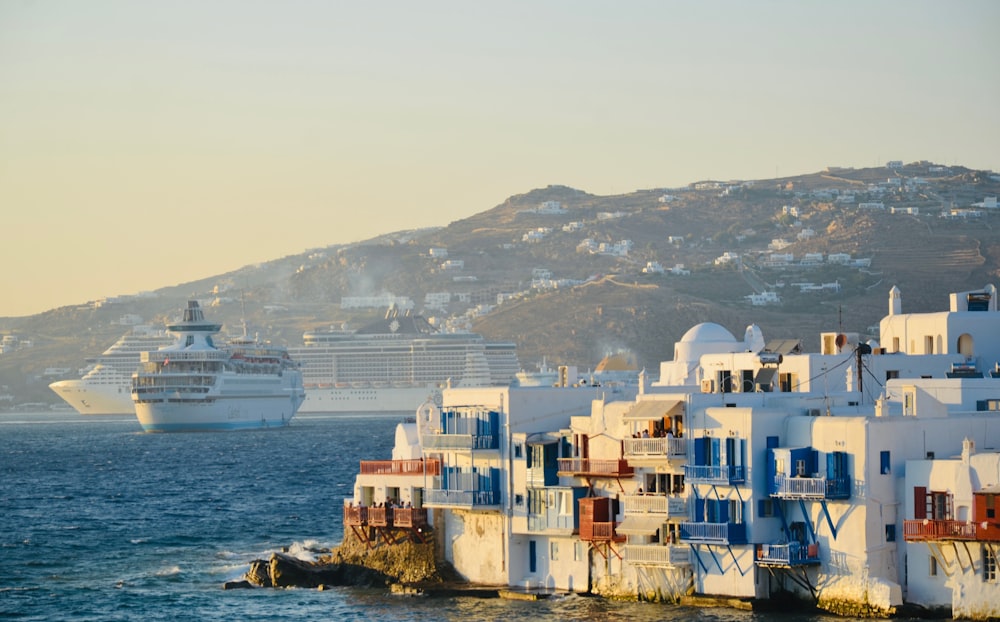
[680,322,738,345]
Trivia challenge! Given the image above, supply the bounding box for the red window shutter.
[913,486,927,519]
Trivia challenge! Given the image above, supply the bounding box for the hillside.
[2,161,999,408]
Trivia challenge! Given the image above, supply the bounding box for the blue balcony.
[525,486,584,534]
[684,464,746,485]
[679,521,747,545]
[425,488,499,509]
[425,467,501,509]
[421,409,500,451]
[755,542,820,567]
[770,475,851,500]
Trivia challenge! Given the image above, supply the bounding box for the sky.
[2,1,998,318]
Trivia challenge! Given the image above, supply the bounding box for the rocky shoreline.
[224,539,951,619]
[225,536,458,592]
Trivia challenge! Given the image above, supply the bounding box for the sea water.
[1,411,858,621]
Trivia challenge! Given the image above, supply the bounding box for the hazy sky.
[2,1,998,317]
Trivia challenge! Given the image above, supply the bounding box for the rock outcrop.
[237,536,453,590]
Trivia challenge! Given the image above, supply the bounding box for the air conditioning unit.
[701,379,715,393]
[807,408,822,417]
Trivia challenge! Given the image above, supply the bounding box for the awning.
[765,339,802,355]
[622,400,683,421]
[616,514,664,535]
[526,432,561,445]
[754,367,778,386]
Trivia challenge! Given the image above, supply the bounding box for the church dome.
[680,323,738,345]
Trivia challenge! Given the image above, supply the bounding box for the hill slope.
[2,162,999,407]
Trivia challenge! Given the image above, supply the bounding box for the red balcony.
[904,519,975,541]
[558,458,634,478]
[358,458,441,476]
[392,507,429,529]
[343,505,368,526]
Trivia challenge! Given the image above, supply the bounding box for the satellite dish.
[835,334,847,348]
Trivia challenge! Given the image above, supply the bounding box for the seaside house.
[342,284,1000,619]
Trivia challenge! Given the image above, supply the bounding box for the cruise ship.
[49,325,174,415]
[289,307,519,413]
[130,301,305,432]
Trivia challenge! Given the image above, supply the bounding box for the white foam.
[154,565,182,577]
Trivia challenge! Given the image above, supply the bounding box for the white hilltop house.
[342,284,1000,619]
[746,291,781,306]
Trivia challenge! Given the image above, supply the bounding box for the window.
[758,499,774,517]
[514,494,524,507]
[977,399,1000,412]
[550,541,559,561]
[984,546,997,583]
[574,541,584,562]
[880,451,891,475]
[513,443,523,459]
[987,494,996,519]
[885,524,896,542]
[929,555,937,576]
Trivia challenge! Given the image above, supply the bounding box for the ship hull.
[298,385,441,413]
[134,394,301,432]
[48,379,135,415]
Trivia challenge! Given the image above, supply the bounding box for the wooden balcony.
[368,506,392,527]
[358,458,441,476]
[557,458,634,478]
[391,507,428,529]
[343,505,428,530]
[755,542,820,567]
[904,519,981,541]
[579,520,624,543]
[343,505,368,526]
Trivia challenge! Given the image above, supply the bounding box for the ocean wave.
[285,539,329,561]
[154,565,182,577]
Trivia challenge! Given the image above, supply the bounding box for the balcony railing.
[527,513,577,533]
[623,437,687,460]
[579,521,624,542]
[425,489,499,508]
[420,431,499,451]
[343,505,429,529]
[359,458,441,476]
[770,475,851,499]
[624,544,690,566]
[683,464,746,485]
[343,505,368,526]
[903,519,978,541]
[679,521,747,544]
[622,494,687,518]
[392,507,429,529]
[368,506,392,527]
[558,458,634,478]
[755,542,820,566]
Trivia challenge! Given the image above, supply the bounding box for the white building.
[342,284,1000,619]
